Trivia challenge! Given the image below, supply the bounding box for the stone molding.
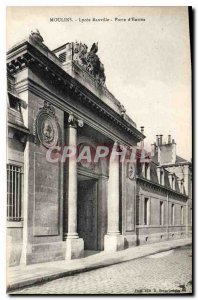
[15,78,141,146]
[137,176,188,200]
[6,40,144,142]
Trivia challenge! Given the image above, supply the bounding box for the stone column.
[65,114,84,259]
[104,142,124,252]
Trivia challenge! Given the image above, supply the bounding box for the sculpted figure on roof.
[73,41,106,86]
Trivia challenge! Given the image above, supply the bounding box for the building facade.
[136,136,192,245]
[7,31,192,267]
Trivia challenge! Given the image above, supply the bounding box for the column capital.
[67,113,84,128]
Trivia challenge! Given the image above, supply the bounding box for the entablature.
[7,38,145,144]
[137,175,188,201]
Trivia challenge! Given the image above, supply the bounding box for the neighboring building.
[6,31,192,267]
[136,135,192,245]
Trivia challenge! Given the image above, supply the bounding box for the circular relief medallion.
[36,112,59,148]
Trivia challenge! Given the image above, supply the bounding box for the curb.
[7,242,192,293]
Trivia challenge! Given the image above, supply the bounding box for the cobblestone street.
[12,245,192,295]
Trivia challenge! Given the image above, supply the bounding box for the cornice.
[161,162,192,167]
[7,39,144,143]
[16,78,137,147]
[77,166,108,179]
[8,121,29,135]
[137,176,187,200]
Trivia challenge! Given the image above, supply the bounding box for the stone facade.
[6,31,192,267]
[135,136,192,246]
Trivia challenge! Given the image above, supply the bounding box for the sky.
[6,6,192,160]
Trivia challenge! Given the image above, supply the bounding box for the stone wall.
[15,67,65,264]
[7,133,24,266]
[136,185,188,246]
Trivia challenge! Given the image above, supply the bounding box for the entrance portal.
[77,175,98,250]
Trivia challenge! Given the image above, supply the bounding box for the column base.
[65,238,84,260]
[104,234,124,252]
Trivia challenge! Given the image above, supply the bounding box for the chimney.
[168,134,171,144]
[160,135,163,145]
[140,126,144,148]
[140,126,144,134]
[172,139,176,163]
[156,135,159,145]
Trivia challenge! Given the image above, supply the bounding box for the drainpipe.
[186,199,189,238]
[166,192,169,240]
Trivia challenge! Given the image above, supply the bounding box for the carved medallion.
[33,101,60,148]
[128,162,136,180]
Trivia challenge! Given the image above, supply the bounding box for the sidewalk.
[7,238,192,292]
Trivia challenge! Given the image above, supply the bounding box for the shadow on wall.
[7,233,23,267]
[124,237,139,249]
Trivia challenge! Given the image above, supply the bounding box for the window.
[160,201,164,225]
[160,170,164,185]
[58,52,66,63]
[181,206,184,225]
[172,175,175,190]
[144,164,147,178]
[8,94,21,111]
[144,198,149,225]
[7,164,23,221]
[171,204,175,225]
[144,163,150,180]
[180,181,184,193]
[136,196,140,225]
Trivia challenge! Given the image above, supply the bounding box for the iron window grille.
[7,164,23,221]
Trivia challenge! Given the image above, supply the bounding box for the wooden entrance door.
[77,179,98,250]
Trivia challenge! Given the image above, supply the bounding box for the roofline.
[7,37,145,142]
[137,176,188,199]
[53,43,71,52]
[161,161,191,167]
